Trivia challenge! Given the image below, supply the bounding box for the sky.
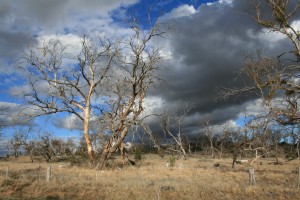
[0,0,299,139]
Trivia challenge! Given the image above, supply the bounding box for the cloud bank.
[1,0,299,135]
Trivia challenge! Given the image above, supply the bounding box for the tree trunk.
[98,127,129,169]
[83,108,94,162]
[188,144,192,155]
[220,143,223,159]
[179,145,187,160]
[297,137,300,159]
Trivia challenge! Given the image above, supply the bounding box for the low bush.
[134,148,143,161]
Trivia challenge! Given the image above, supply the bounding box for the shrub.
[68,155,88,166]
[158,148,165,158]
[1,179,15,187]
[168,155,176,167]
[134,148,142,161]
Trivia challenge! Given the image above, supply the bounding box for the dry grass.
[0,154,299,200]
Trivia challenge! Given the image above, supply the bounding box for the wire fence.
[0,162,299,188]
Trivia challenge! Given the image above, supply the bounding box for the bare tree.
[22,132,49,162]
[9,127,32,157]
[51,138,65,156]
[199,120,216,159]
[97,18,166,169]
[219,1,300,128]
[214,122,233,159]
[237,116,285,165]
[160,105,191,160]
[249,0,300,57]
[35,132,54,162]
[21,36,118,162]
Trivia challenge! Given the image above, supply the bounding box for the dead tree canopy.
[21,36,119,162]
[220,1,300,126]
[159,105,191,160]
[20,11,166,168]
[97,18,166,169]
[250,0,300,57]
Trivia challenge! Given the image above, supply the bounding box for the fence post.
[5,166,9,178]
[249,168,256,186]
[298,167,300,188]
[46,166,51,182]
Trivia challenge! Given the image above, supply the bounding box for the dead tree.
[97,18,165,169]
[199,120,216,159]
[160,105,191,160]
[9,127,33,157]
[215,122,233,159]
[219,1,300,161]
[21,36,118,162]
[249,0,300,58]
[220,0,300,117]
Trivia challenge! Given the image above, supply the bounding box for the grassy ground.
[0,154,299,200]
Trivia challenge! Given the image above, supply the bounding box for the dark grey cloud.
[2,0,138,31]
[150,0,299,127]
[0,31,28,61]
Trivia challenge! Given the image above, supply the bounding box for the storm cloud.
[148,0,299,128]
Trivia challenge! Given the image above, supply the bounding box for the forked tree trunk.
[98,127,129,170]
[98,136,115,170]
[98,147,110,170]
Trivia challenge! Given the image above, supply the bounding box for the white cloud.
[219,0,233,4]
[0,102,37,126]
[206,0,233,6]
[143,96,165,116]
[9,80,56,98]
[259,29,286,43]
[241,99,266,117]
[290,20,300,32]
[162,4,197,21]
[209,119,240,135]
[53,114,83,130]
[9,85,32,96]
[247,19,300,46]
[37,34,82,56]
